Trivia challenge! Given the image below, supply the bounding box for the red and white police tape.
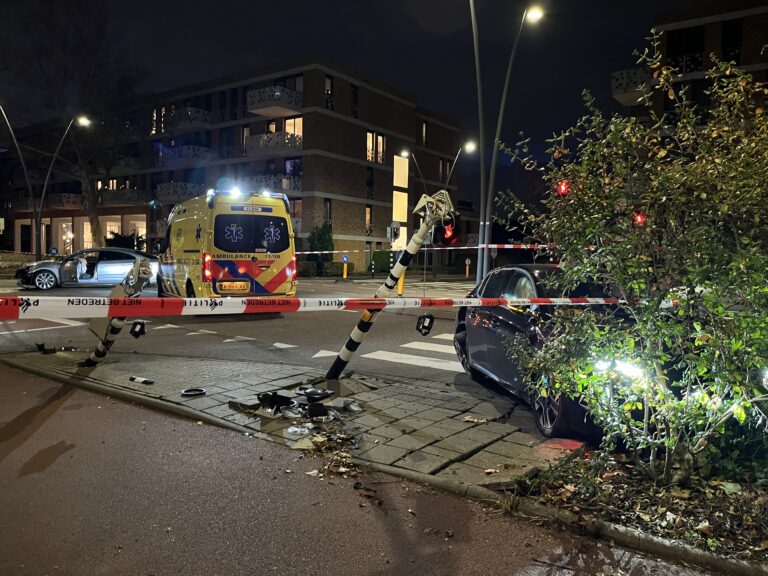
[296,243,547,255]
[0,295,621,321]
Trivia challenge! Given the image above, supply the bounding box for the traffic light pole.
[326,191,455,380]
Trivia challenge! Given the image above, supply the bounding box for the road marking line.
[53,319,85,327]
[273,342,297,349]
[0,325,82,336]
[361,350,463,372]
[153,324,179,330]
[312,350,339,358]
[400,341,456,354]
[185,330,218,336]
[223,335,256,343]
[431,333,454,340]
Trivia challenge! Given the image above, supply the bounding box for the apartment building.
[0,59,462,270]
[611,0,768,114]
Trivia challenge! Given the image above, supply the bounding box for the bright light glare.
[399,149,410,158]
[76,115,91,127]
[595,360,611,371]
[615,360,644,380]
[206,188,215,197]
[526,5,544,23]
[464,141,477,153]
[229,187,242,198]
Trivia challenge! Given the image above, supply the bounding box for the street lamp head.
[464,141,477,154]
[399,149,410,158]
[526,5,544,24]
[76,115,91,127]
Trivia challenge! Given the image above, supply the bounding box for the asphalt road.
[0,367,712,576]
[0,277,479,387]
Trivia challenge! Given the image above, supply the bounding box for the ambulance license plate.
[217,281,251,293]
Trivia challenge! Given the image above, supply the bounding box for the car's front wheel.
[454,334,481,381]
[531,392,571,438]
[34,270,57,290]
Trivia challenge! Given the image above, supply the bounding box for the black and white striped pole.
[326,190,456,380]
[83,259,153,367]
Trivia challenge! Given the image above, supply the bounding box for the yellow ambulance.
[157,188,297,298]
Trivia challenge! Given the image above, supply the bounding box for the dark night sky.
[103,0,681,194]
[4,1,688,197]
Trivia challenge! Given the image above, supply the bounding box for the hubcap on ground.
[533,394,560,431]
[35,271,56,290]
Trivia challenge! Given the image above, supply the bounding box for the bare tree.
[0,0,144,249]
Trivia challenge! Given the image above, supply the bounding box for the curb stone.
[6,355,764,576]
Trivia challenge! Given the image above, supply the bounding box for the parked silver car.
[16,248,159,290]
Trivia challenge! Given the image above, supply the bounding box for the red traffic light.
[444,224,454,239]
[556,180,570,197]
[633,212,647,226]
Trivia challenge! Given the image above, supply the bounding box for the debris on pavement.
[228,399,261,414]
[181,387,207,397]
[129,376,154,385]
[463,415,487,423]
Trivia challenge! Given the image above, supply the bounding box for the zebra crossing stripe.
[361,350,463,372]
[400,341,456,354]
[431,333,454,340]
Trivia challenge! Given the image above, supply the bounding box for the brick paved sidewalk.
[2,350,583,488]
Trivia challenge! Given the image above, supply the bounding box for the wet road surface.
[0,367,713,576]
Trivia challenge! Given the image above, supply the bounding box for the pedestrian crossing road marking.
[273,342,298,349]
[400,341,456,354]
[431,333,454,341]
[223,336,256,343]
[361,350,463,372]
[312,350,339,358]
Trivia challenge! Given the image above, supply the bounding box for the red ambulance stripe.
[263,262,292,293]
[0,297,21,320]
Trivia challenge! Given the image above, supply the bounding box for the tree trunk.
[79,176,105,248]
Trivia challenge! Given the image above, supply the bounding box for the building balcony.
[242,173,302,193]
[166,106,211,130]
[4,194,32,211]
[47,193,81,209]
[212,105,250,123]
[246,131,302,158]
[102,188,152,206]
[247,86,303,118]
[611,67,652,107]
[218,145,247,160]
[155,145,212,168]
[156,182,206,204]
[667,52,705,75]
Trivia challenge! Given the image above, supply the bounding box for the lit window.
[366,131,386,164]
[285,117,303,137]
[365,205,372,227]
[289,198,303,218]
[268,120,277,134]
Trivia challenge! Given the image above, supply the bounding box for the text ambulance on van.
[157,188,297,298]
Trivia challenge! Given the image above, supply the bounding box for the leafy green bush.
[500,35,768,485]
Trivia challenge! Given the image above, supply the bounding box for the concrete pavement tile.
[503,430,545,447]
[411,425,454,441]
[367,398,398,410]
[396,416,434,431]
[350,433,389,454]
[431,418,475,433]
[393,451,449,474]
[470,400,515,420]
[415,407,462,421]
[216,381,248,391]
[181,396,222,410]
[450,427,502,445]
[435,462,492,485]
[223,412,260,427]
[484,440,533,459]
[421,445,462,461]
[432,435,488,454]
[472,422,521,436]
[464,451,522,471]
[378,406,416,420]
[352,413,396,429]
[356,444,409,465]
[386,434,433,451]
[394,402,433,413]
[369,424,404,440]
[203,405,237,418]
[351,391,382,402]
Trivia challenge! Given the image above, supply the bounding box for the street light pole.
[482,5,543,276]
[0,105,36,254]
[469,0,487,284]
[36,115,91,260]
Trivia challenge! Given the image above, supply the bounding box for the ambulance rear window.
[214,215,290,253]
